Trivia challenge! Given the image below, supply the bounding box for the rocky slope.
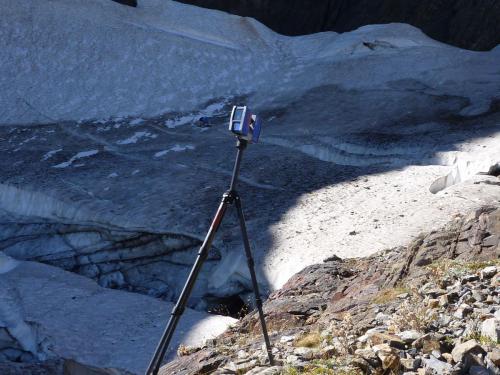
[161,205,500,374]
[176,0,500,51]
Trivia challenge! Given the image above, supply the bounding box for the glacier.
[0,0,499,373]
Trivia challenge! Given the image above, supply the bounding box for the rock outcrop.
[177,0,500,50]
[161,205,500,374]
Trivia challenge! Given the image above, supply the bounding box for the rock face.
[161,206,500,374]
[177,0,500,50]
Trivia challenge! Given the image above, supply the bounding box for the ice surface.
[154,144,195,157]
[0,253,19,275]
[429,138,500,194]
[0,0,285,124]
[53,150,99,168]
[2,0,481,126]
[116,131,157,145]
[130,118,145,126]
[41,148,63,161]
[0,254,46,361]
[0,256,235,373]
[163,100,230,128]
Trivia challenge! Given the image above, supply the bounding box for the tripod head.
[228,105,261,191]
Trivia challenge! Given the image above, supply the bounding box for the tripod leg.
[145,195,231,375]
[234,196,275,366]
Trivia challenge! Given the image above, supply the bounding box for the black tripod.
[145,139,274,375]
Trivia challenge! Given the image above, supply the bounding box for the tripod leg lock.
[255,298,263,309]
[222,190,237,204]
[171,304,185,316]
[197,248,209,258]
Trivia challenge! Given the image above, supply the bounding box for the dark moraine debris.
[111,0,137,7]
[176,0,500,51]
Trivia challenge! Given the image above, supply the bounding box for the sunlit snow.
[53,150,99,168]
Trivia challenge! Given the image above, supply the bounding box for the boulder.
[488,349,500,366]
[372,344,400,371]
[351,357,373,373]
[245,367,283,375]
[293,347,315,360]
[491,273,500,287]
[413,333,444,353]
[320,345,337,358]
[451,340,486,366]
[422,356,453,375]
[397,330,422,345]
[368,332,407,349]
[400,357,421,371]
[279,335,295,344]
[481,319,500,342]
[480,266,499,279]
[485,352,500,375]
[454,304,473,319]
[354,348,381,369]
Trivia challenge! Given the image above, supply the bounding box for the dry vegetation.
[427,259,500,282]
[294,332,322,349]
[372,285,410,304]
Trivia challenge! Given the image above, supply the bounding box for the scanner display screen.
[233,108,244,121]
